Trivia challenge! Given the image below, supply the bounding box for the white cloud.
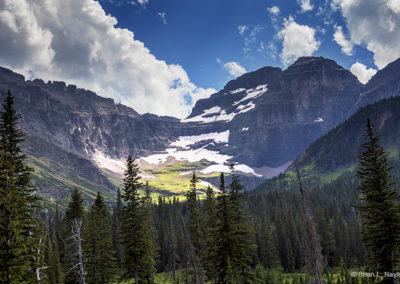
[137,0,148,7]
[0,0,215,118]
[158,12,167,24]
[223,62,247,77]
[350,62,377,84]
[333,0,400,69]
[388,0,400,14]
[333,25,354,55]
[297,0,313,12]
[278,17,320,65]
[268,6,280,15]
[237,25,248,35]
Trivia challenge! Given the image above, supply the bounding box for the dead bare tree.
[177,210,204,284]
[66,218,86,284]
[34,236,49,281]
[295,162,324,284]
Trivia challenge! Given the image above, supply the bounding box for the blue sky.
[98,0,376,90]
[1,0,399,117]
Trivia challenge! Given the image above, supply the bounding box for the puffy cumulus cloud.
[237,25,248,35]
[388,0,400,14]
[350,62,377,84]
[333,25,353,55]
[278,17,320,65]
[297,0,313,12]
[223,62,247,77]
[333,0,400,69]
[0,0,215,118]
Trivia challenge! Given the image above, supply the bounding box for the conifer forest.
[2,82,400,284]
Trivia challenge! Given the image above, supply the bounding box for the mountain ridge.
[1,56,399,202]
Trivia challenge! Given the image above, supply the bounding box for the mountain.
[353,57,400,110]
[186,57,362,169]
[1,56,397,203]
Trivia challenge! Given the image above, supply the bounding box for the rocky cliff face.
[353,57,400,110]
[1,56,398,201]
[187,57,363,168]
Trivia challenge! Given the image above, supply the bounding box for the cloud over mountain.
[0,0,215,118]
[333,0,400,69]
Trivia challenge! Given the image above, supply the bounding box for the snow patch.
[182,107,235,123]
[241,127,249,131]
[230,88,246,94]
[201,163,262,177]
[233,84,268,105]
[93,151,126,175]
[314,117,324,123]
[141,148,233,165]
[171,130,230,149]
[236,101,255,114]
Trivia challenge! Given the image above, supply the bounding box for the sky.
[1,0,400,118]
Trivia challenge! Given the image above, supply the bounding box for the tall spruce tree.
[119,155,156,283]
[140,182,157,283]
[186,172,203,258]
[356,119,400,282]
[203,185,217,281]
[213,173,235,283]
[0,90,41,283]
[84,192,116,284]
[228,165,256,282]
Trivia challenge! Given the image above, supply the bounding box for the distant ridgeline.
[253,96,400,194]
[0,55,400,203]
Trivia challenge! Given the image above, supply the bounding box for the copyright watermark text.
[351,271,400,278]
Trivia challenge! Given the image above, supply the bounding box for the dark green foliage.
[119,155,156,283]
[257,221,280,269]
[186,172,203,257]
[228,167,256,282]
[203,185,217,280]
[84,192,116,283]
[0,90,41,283]
[356,119,400,276]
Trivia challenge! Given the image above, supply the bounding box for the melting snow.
[314,117,324,123]
[230,88,246,94]
[182,107,236,123]
[141,148,233,165]
[236,101,255,114]
[171,130,230,149]
[201,163,262,177]
[233,84,268,105]
[93,150,126,175]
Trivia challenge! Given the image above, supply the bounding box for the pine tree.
[84,192,116,284]
[213,173,235,283]
[356,119,400,281]
[139,182,157,283]
[228,166,256,282]
[259,221,280,269]
[203,185,217,281]
[119,155,156,283]
[0,90,41,283]
[63,188,85,284]
[186,172,202,255]
[295,163,324,283]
